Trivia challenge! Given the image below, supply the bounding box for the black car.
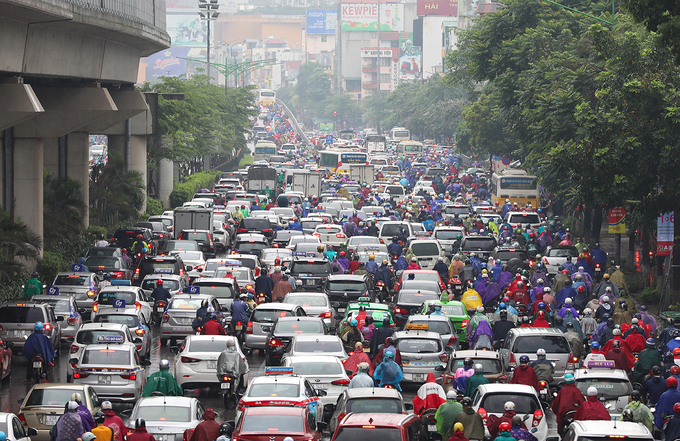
[264,316,329,365]
[112,227,158,254]
[390,289,440,328]
[237,217,274,241]
[177,230,216,258]
[324,274,371,310]
[491,246,531,273]
[459,236,498,260]
[135,221,172,247]
[133,255,187,285]
[289,258,332,291]
[84,256,132,280]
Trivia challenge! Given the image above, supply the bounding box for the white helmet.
[565,298,573,304]
[537,348,546,356]
[207,306,215,314]
[603,296,610,303]
[504,401,515,411]
[587,387,598,397]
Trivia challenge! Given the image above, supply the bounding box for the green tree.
[43,175,87,249]
[0,206,42,282]
[322,94,362,127]
[89,153,145,226]
[623,0,680,64]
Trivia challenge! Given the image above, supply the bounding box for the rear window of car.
[346,398,402,414]
[275,320,324,334]
[288,361,343,375]
[37,299,71,314]
[291,261,332,275]
[25,388,77,406]
[381,223,410,237]
[76,330,126,345]
[54,275,90,286]
[275,231,303,240]
[408,320,450,335]
[164,241,199,252]
[434,230,463,240]
[137,406,190,422]
[397,338,441,353]
[241,414,304,433]
[141,279,180,291]
[514,335,571,353]
[328,281,365,292]
[82,348,130,365]
[442,304,465,315]
[191,284,236,299]
[180,232,209,242]
[252,309,294,322]
[243,218,270,229]
[547,247,579,257]
[247,383,300,397]
[445,206,471,215]
[93,315,140,328]
[0,306,45,323]
[188,339,231,352]
[494,250,528,261]
[294,339,342,353]
[285,295,328,307]
[98,291,136,306]
[398,291,439,304]
[461,238,496,251]
[450,358,502,374]
[85,257,121,269]
[140,260,178,274]
[411,242,439,256]
[480,393,540,414]
[508,213,541,224]
[235,241,268,252]
[334,427,401,441]
[170,298,203,309]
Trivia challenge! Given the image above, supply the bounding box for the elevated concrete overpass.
[0,0,170,241]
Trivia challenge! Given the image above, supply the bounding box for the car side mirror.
[434,365,445,372]
[345,369,354,377]
[56,316,64,322]
[214,238,220,243]
[324,403,336,413]
[134,337,143,344]
[17,397,24,404]
[120,409,132,419]
[186,266,193,272]
[316,390,327,397]
[5,341,13,350]
[27,428,39,437]
[69,358,78,365]
[316,421,328,432]
[142,359,152,367]
[243,347,253,356]
[170,346,180,354]
[404,403,414,411]
[78,308,86,314]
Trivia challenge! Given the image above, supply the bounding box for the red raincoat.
[487,411,527,438]
[605,348,631,372]
[533,316,550,328]
[413,372,447,416]
[574,396,610,421]
[343,349,374,377]
[602,337,635,368]
[189,408,220,441]
[625,329,647,353]
[510,364,540,390]
[551,383,585,427]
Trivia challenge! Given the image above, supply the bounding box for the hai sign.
[417,0,458,16]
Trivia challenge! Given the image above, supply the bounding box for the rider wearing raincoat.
[216,339,248,391]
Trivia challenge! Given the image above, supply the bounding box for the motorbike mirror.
[632,382,643,391]
[243,347,253,356]
[241,288,248,294]
[56,316,64,322]
[186,266,193,272]
[546,437,560,441]
[444,345,454,353]
[69,358,78,365]
[316,421,328,432]
[434,365,445,372]
[430,434,443,441]
[17,397,24,404]
[331,302,340,308]
[27,428,39,437]
[345,369,354,377]
[404,403,414,411]
[170,346,180,354]
[522,414,531,421]
[226,421,235,427]
[120,409,132,419]
[134,337,143,344]
[214,238,220,243]
[141,359,152,367]
[316,390,327,397]
[324,403,336,413]
[78,308,87,314]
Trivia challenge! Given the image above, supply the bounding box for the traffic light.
[334,111,337,117]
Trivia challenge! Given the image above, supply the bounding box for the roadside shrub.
[146,197,165,216]
[638,286,661,306]
[169,170,221,208]
[38,251,63,285]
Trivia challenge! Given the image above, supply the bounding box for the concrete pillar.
[67,132,90,227]
[108,135,125,161]
[158,158,174,208]
[130,135,147,212]
[43,137,60,176]
[14,137,43,249]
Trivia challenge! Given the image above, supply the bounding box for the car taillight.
[111,272,124,279]
[319,312,332,318]
[121,373,137,380]
[17,414,26,425]
[162,314,170,323]
[70,344,80,354]
[73,372,90,379]
[158,233,164,238]
[543,258,550,265]
[246,321,253,334]
[67,317,78,325]
[336,233,346,239]
[442,374,454,385]
[394,307,407,314]
[498,375,508,383]
[237,228,247,233]
[508,352,516,368]
[312,233,321,237]
[87,290,96,298]
[532,409,543,427]
[135,268,140,275]
[478,407,488,424]
[181,356,201,363]
[337,412,347,423]
[269,338,284,347]
[92,302,98,312]
[263,229,273,233]
[439,353,449,363]
[179,268,184,275]
[135,301,141,310]
[461,319,469,328]
[447,335,458,346]
[331,379,350,386]
[135,328,145,336]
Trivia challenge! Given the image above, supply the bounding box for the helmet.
[564,374,575,384]
[504,401,515,411]
[565,297,573,304]
[101,401,113,410]
[350,319,358,327]
[318,245,324,252]
[447,390,458,400]
[82,433,96,441]
[137,234,143,238]
[384,351,395,361]
[453,422,464,433]
[461,397,473,406]
[647,338,656,346]
[536,348,546,357]
[157,279,163,285]
[640,305,648,311]
[71,393,82,402]
[621,409,634,421]
[675,403,680,414]
[159,359,170,370]
[464,357,473,367]
[590,341,600,349]
[652,366,662,375]
[672,366,680,375]
[537,278,544,284]
[587,387,598,397]
[538,302,546,309]
[499,422,511,433]
[219,423,234,436]
[94,412,106,423]
[519,355,530,364]
[612,340,621,349]
[631,390,642,402]
[668,376,678,388]
[474,363,484,373]
[517,281,524,288]
[674,348,680,357]
[0,432,5,441]
[34,322,43,331]
[411,257,417,262]
[135,418,146,428]
[104,273,111,280]
[603,295,610,303]
[369,254,375,260]
[340,251,346,257]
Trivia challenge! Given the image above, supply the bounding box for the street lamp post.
[198,0,220,83]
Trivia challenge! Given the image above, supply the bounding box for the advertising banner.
[146,48,190,82]
[417,0,458,16]
[608,207,626,234]
[166,14,209,47]
[657,212,674,256]
[341,3,404,31]
[398,32,422,81]
[307,9,337,34]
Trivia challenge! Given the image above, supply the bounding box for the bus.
[253,140,277,163]
[256,89,276,106]
[365,135,387,154]
[339,130,354,140]
[390,127,410,142]
[490,169,540,207]
[397,141,424,156]
[319,149,368,174]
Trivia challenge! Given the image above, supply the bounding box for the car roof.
[477,383,538,395]
[250,375,302,385]
[343,388,403,399]
[82,343,135,352]
[170,293,215,300]
[244,406,304,416]
[340,412,414,426]
[254,303,299,311]
[277,316,323,323]
[193,278,235,285]
[407,315,452,323]
[1,301,48,308]
[509,327,566,336]
[397,289,439,296]
[284,354,343,363]
[56,271,95,276]
[568,421,653,438]
[141,274,184,281]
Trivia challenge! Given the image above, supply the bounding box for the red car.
[0,337,11,381]
[331,412,423,441]
[232,406,325,441]
[393,270,446,293]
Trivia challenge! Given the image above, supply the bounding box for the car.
[282,335,348,361]
[30,294,84,342]
[301,218,326,235]
[0,337,12,382]
[337,298,394,328]
[200,258,246,278]
[158,240,200,256]
[92,282,152,322]
[0,412,37,441]
[228,253,262,277]
[287,235,321,251]
[0,301,62,356]
[237,217,275,241]
[282,355,350,408]
[378,221,415,244]
[393,325,446,383]
[171,334,249,389]
[177,230,216,259]
[346,236,382,257]
[282,292,335,327]
[50,271,100,314]
[415,300,470,346]
[17,384,100,441]
[459,235,498,259]
[438,350,509,395]
[133,255,187,286]
[70,342,150,402]
[500,327,576,383]
[289,257,332,292]
[312,224,348,248]
[390,289,440,328]
[135,221,172,247]
[442,204,473,220]
[112,228,157,255]
[85,247,124,258]
[260,248,293,267]
[245,303,307,350]
[140,274,187,298]
[265,317,329,365]
[69,322,143,380]
[541,245,580,275]
[394,269,447,293]
[327,388,413,434]
[84,256,132,280]
[407,239,444,269]
[232,406,324,441]
[491,246,531,270]
[404,315,459,350]
[214,266,254,292]
[472,383,548,441]
[324,274,372,310]
[160,294,222,346]
[399,279,442,295]
[123,396,204,441]
[432,226,466,257]
[147,214,174,235]
[169,250,205,273]
[92,309,151,360]
[234,233,271,256]
[330,412,424,441]
[505,211,542,229]
[563,421,653,441]
[572,360,632,419]
[271,230,304,248]
[190,278,240,314]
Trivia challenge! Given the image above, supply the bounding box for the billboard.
[657,212,674,256]
[307,9,337,34]
[608,207,626,234]
[146,48,190,82]
[399,32,422,81]
[417,0,458,16]
[341,3,405,31]
[166,14,210,47]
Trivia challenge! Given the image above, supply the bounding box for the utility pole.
[198,0,220,83]
[376,0,380,95]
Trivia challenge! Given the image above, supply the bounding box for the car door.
[12,414,30,441]
[296,307,307,317]
[304,380,321,424]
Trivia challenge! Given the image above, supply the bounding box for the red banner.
[417,0,458,16]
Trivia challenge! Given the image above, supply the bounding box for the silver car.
[140,274,187,298]
[50,271,99,314]
[500,327,575,383]
[393,328,446,383]
[92,308,152,360]
[282,355,350,406]
[123,397,204,441]
[281,335,348,363]
[68,322,141,380]
[282,292,335,327]
[31,295,84,343]
[244,303,306,350]
[405,315,460,350]
[160,294,222,346]
[70,343,150,402]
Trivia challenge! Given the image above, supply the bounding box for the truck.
[173,207,213,236]
[290,170,322,197]
[365,135,387,154]
[350,164,375,186]
[247,164,277,195]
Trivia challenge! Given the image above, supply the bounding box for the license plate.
[413,373,425,382]
[207,360,217,369]
[45,415,60,426]
[180,318,193,325]
[314,383,329,390]
[33,362,42,368]
[221,382,230,389]
[98,375,111,385]
[338,308,346,313]
[12,330,25,338]
[304,279,316,285]
[235,325,243,331]
[540,390,547,395]
[428,425,437,432]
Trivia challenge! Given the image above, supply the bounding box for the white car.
[282,355,350,406]
[92,282,152,323]
[312,224,348,247]
[406,239,444,269]
[92,308,152,360]
[0,412,37,441]
[140,274,187,298]
[564,421,653,441]
[124,397,204,441]
[169,250,205,273]
[572,361,632,419]
[281,335,348,362]
[69,322,142,380]
[473,383,548,441]
[260,248,293,267]
[172,335,249,389]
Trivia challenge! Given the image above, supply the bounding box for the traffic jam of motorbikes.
[1,135,674,441]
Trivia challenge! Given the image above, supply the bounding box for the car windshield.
[450,358,502,374]
[54,275,89,286]
[252,309,294,322]
[328,281,365,292]
[346,398,402,414]
[397,338,441,353]
[98,291,135,306]
[0,306,45,323]
[381,223,409,237]
[289,361,343,375]
[462,238,496,251]
[236,241,268,252]
[37,299,71,314]
[136,406,190,422]
[243,218,270,229]
[480,393,540,414]
[275,320,324,334]
[188,339,232,353]
[192,285,235,299]
[274,231,302,240]
[172,251,203,261]
[434,230,462,240]
[141,279,180,291]
[81,348,130,365]
[301,219,323,229]
[285,295,328,307]
[514,335,571,353]
[216,268,250,280]
[262,250,293,261]
[575,378,632,400]
[411,243,439,256]
[408,321,450,335]
[291,261,331,275]
[548,247,579,257]
[93,315,140,328]
[441,304,466,315]
[494,251,528,262]
[241,414,304,433]
[76,330,125,345]
[445,206,470,215]
[349,237,381,247]
[398,291,439,304]
[170,298,204,310]
[247,383,300,397]
[294,339,342,353]
[334,427,401,441]
[25,388,78,406]
[403,272,441,284]
[165,241,199,252]
[85,257,121,269]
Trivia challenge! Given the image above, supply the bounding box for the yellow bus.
[396,141,424,156]
[256,89,276,106]
[490,169,540,207]
[319,149,368,174]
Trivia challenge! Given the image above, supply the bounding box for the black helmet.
[94,412,106,424]
[607,318,615,327]
[32,272,39,278]
[631,390,642,401]
[519,355,530,364]
[135,418,146,428]
[652,365,662,375]
[461,397,473,406]
[554,315,563,324]
[464,357,473,366]
[219,423,234,436]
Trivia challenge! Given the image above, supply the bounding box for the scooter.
[420,409,440,441]
[231,320,246,346]
[30,354,46,384]
[375,281,389,303]
[594,263,603,282]
[152,300,168,326]
[219,373,239,408]
[450,277,463,299]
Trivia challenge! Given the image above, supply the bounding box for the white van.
[408,239,444,269]
[505,211,542,229]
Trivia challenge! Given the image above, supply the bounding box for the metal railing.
[64,0,166,29]
[276,98,311,147]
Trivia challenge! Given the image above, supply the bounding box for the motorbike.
[30,354,46,384]
[231,320,246,346]
[538,380,554,406]
[450,277,463,299]
[560,409,578,436]
[152,300,168,326]
[594,263,603,282]
[420,409,440,441]
[219,373,239,407]
[375,280,390,302]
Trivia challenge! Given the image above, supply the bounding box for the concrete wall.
[422,16,457,79]
[214,14,305,49]
[307,34,335,55]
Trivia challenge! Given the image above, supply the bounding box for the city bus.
[339,130,354,140]
[319,149,368,174]
[390,127,410,142]
[490,169,540,207]
[396,141,424,156]
[256,89,276,106]
[365,135,387,154]
[253,140,277,163]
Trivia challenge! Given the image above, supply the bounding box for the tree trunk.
[583,206,592,243]
[591,205,603,243]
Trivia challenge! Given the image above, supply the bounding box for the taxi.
[572,360,632,419]
[31,293,84,342]
[92,308,151,360]
[392,324,446,383]
[393,270,447,293]
[337,298,394,329]
[415,299,470,346]
[237,367,326,422]
[91,281,152,323]
[140,274,187,298]
[69,342,150,402]
[50,269,99,313]
[160,294,222,346]
[563,421,653,441]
